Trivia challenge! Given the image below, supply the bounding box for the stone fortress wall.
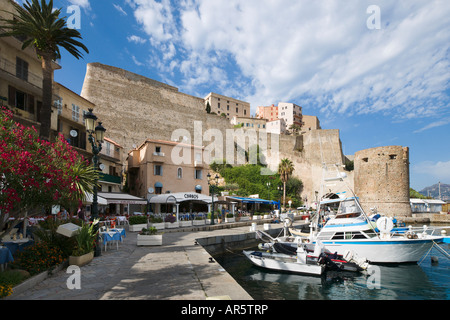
[81,62,411,217]
[354,146,412,216]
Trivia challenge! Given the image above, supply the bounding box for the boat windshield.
[336,198,361,218]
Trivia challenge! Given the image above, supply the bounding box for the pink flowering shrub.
[0,107,98,236]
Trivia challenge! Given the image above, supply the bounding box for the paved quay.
[9,219,304,300]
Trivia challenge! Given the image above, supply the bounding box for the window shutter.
[8,85,16,107]
[28,94,35,114]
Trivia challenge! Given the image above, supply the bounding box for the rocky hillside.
[420,183,450,200]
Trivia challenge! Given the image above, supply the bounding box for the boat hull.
[243,251,324,275]
[312,237,444,264]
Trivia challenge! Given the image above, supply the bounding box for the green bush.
[139,227,158,235]
[0,270,30,298]
[149,216,163,223]
[34,218,78,258]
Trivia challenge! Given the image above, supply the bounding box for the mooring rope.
[418,240,450,265]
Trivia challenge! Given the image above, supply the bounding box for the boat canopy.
[320,196,359,205]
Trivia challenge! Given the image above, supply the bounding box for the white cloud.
[127,35,147,44]
[413,117,450,133]
[68,0,90,10]
[125,0,450,117]
[113,4,127,16]
[131,55,144,66]
[130,0,176,43]
[412,160,450,186]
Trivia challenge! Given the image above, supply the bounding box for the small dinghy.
[243,243,326,276]
[272,242,369,272]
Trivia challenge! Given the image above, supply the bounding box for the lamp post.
[84,108,106,257]
[207,173,219,225]
[266,182,271,200]
[277,184,283,211]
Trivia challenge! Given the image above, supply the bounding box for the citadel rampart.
[80,63,410,216]
[80,62,233,158]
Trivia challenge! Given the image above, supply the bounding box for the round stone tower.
[354,146,411,217]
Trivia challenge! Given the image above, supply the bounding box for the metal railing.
[0,57,43,88]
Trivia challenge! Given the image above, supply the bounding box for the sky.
[17,0,450,191]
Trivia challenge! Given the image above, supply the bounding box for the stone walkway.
[8,221,295,300]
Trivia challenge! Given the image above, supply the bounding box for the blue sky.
[25,0,450,191]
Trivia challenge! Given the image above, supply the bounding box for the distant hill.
[419,183,450,200]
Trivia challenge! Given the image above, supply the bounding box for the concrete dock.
[8,220,301,300]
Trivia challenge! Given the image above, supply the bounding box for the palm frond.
[0,0,88,60]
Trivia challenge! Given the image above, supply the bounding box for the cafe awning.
[83,193,108,205]
[97,192,147,205]
[149,192,218,204]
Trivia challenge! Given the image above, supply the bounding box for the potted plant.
[164,214,179,228]
[252,212,262,220]
[69,221,97,267]
[129,215,148,232]
[193,216,205,226]
[137,227,162,246]
[148,215,165,230]
[240,213,250,221]
[225,213,235,223]
[179,218,193,227]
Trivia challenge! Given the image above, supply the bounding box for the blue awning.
[226,196,278,204]
[154,182,163,188]
[195,185,202,191]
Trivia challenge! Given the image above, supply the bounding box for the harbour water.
[214,242,450,300]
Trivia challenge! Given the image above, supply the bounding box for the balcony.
[194,160,204,168]
[152,151,166,163]
[99,173,121,185]
[0,57,43,90]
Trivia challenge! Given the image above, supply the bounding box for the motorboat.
[257,195,447,264]
[307,197,446,264]
[243,243,326,276]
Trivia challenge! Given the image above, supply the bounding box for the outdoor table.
[100,229,124,251]
[3,239,33,256]
[116,216,128,226]
[110,228,126,238]
[0,246,14,271]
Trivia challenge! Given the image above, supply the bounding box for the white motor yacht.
[307,197,445,264]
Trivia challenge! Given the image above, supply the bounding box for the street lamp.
[84,108,106,257]
[277,184,283,211]
[207,172,219,225]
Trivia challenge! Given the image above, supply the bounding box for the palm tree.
[278,158,294,210]
[0,0,89,140]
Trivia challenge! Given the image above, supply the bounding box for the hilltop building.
[230,116,267,130]
[204,92,250,120]
[256,104,278,122]
[256,102,304,134]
